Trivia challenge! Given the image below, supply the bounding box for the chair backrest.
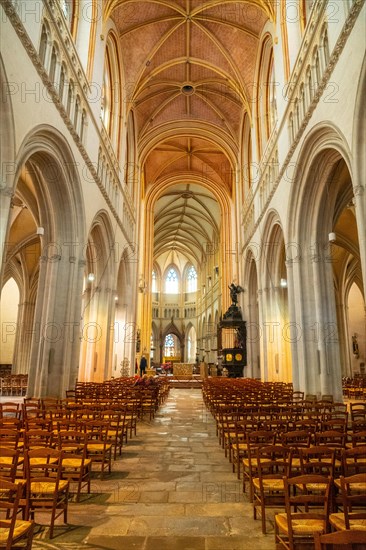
[320,418,348,433]
[299,445,336,477]
[342,445,366,475]
[350,403,366,422]
[24,447,63,486]
[338,474,366,529]
[281,429,312,451]
[321,395,333,403]
[292,391,304,402]
[0,428,20,449]
[349,430,366,447]
[247,430,276,452]
[305,394,317,402]
[57,429,88,459]
[314,429,346,449]
[0,446,20,480]
[283,473,332,543]
[84,420,110,441]
[314,529,366,549]
[256,444,290,478]
[24,428,53,449]
[0,478,24,549]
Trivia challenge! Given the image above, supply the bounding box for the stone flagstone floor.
[28,389,275,550]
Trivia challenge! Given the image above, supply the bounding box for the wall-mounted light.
[329,232,337,243]
[280,278,287,288]
[114,295,118,302]
[87,273,95,282]
[36,227,44,235]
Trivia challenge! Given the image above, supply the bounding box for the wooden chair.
[292,391,304,402]
[314,529,366,549]
[330,474,366,531]
[123,399,139,439]
[85,420,112,479]
[57,430,92,501]
[232,419,259,479]
[0,403,22,425]
[252,444,290,534]
[243,430,276,501]
[24,448,69,538]
[350,403,366,423]
[101,408,127,460]
[0,479,34,550]
[275,474,332,550]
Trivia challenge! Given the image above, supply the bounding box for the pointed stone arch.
[79,210,117,382]
[286,124,357,399]
[8,125,86,397]
[0,53,16,276]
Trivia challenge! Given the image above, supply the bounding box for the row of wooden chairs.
[0,447,70,540]
[0,375,28,396]
[203,380,366,546]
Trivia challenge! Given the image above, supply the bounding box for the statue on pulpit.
[223,283,244,320]
[229,283,244,305]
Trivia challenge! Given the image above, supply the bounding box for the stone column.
[12,299,35,374]
[353,187,366,295]
[311,245,343,401]
[335,297,352,378]
[286,259,300,390]
[0,187,13,279]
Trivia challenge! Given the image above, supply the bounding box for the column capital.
[353,185,364,197]
[0,186,13,197]
[40,254,61,263]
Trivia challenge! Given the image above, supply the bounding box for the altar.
[170,363,202,388]
[173,363,194,378]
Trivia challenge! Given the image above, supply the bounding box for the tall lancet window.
[165,268,178,294]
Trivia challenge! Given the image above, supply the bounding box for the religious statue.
[228,283,244,305]
[222,283,244,320]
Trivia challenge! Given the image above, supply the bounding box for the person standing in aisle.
[139,354,147,376]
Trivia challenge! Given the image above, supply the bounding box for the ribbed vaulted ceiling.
[106,0,274,266]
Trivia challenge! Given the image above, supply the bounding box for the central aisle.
[34,389,274,550]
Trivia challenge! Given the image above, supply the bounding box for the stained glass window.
[187,266,197,292]
[164,334,175,357]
